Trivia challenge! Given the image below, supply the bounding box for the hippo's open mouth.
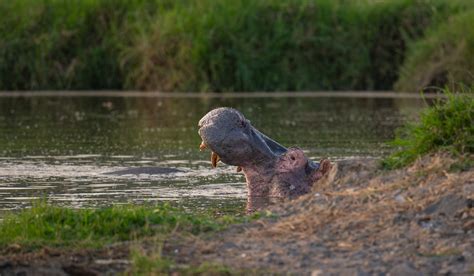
[198,108,331,201]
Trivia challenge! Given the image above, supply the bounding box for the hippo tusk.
[211,151,220,168]
[199,141,207,151]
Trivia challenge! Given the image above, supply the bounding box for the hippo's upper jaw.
[198,107,330,200]
[198,108,286,167]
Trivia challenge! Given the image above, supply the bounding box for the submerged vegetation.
[383,88,474,169]
[0,0,473,92]
[0,202,251,249]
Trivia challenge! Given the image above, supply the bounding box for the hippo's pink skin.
[198,108,331,209]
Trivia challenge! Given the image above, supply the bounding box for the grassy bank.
[0,202,265,273]
[383,88,473,169]
[1,0,473,92]
[0,202,253,249]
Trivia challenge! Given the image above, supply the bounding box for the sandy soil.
[1,153,473,275]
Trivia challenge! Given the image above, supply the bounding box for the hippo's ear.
[318,159,332,175]
[309,159,332,184]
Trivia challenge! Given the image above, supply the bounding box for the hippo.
[198,107,331,210]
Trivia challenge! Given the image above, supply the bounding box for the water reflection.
[0,96,425,214]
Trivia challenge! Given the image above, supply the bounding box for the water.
[0,93,427,215]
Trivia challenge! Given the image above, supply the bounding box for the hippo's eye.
[290,156,295,161]
[239,120,246,128]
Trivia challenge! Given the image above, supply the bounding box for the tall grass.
[121,0,474,91]
[0,0,175,90]
[0,0,473,91]
[383,88,474,169]
[395,10,474,92]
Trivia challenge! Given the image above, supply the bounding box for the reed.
[0,0,472,91]
[395,10,474,92]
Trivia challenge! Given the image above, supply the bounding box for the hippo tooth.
[211,152,220,168]
[199,141,207,151]
[236,166,242,172]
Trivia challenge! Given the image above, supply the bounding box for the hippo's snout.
[198,107,281,167]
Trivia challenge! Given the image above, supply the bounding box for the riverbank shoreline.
[1,153,472,275]
[0,91,447,99]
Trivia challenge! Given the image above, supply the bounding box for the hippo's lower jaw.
[240,148,331,199]
[198,107,331,200]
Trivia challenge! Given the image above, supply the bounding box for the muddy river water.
[0,92,428,215]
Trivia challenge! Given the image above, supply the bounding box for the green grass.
[0,202,253,249]
[382,88,474,169]
[395,10,474,92]
[0,202,269,273]
[130,252,236,275]
[129,248,266,275]
[1,0,473,91]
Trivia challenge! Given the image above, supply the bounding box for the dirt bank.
[1,153,473,275]
[168,153,473,275]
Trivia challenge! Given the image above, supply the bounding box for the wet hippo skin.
[198,107,331,211]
